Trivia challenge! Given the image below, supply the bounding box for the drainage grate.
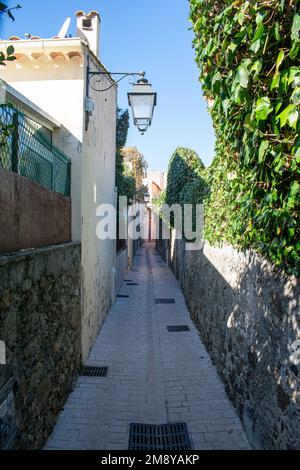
[127,282,139,286]
[129,423,192,450]
[155,299,175,304]
[117,294,130,298]
[80,366,108,377]
[124,279,133,282]
[167,325,190,332]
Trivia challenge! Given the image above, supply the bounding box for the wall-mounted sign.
[0,378,18,449]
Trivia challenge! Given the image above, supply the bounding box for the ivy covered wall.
[189,0,300,276]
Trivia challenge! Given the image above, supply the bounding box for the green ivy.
[165,147,205,207]
[159,147,208,233]
[190,0,300,276]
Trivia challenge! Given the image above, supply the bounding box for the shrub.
[165,147,205,207]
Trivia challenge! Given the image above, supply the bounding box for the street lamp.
[128,77,157,135]
[86,56,157,134]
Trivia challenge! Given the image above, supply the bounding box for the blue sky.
[0,0,215,171]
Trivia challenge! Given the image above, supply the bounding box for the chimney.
[76,10,100,58]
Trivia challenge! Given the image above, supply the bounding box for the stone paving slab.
[46,243,250,450]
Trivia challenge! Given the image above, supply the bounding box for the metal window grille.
[0,104,71,196]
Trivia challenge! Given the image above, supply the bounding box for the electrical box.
[84,96,95,115]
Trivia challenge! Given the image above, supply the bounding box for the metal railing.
[0,104,71,196]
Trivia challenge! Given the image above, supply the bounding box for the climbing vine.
[189,0,300,276]
[153,147,208,233]
[165,147,206,207]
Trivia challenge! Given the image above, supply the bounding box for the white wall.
[0,49,84,242]
[0,39,118,363]
[81,47,117,361]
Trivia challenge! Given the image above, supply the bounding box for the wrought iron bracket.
[85,54,145,130]
[87,56,145,93]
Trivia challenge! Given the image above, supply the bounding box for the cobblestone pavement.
[46,243,250,450]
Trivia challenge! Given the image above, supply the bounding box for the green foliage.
[0,51,16,155]
[115,108,136,203]
[0,46,15,66]
[190,0,300,276]
[116,109,148,204]
[152,190,166,210]
[116,107,129,150]
[179,178,210,207]
[165,147,205,207]
[163,147,208,233]
[121,146,148,202]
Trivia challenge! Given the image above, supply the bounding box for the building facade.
[0,10,117,361]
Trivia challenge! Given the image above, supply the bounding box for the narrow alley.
[46,244,250,451]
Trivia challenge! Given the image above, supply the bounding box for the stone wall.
[0,243,81,449]
[163,232,300,450]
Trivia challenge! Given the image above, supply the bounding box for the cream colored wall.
[81,47,117,361]
[0,51,84,242]
[143,171,165,241]
[146,170,165,200]
[0,39,118,363]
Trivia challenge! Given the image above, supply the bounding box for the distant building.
[143,170,166,241]
[143,170,166,202]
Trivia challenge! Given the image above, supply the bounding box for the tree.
[115,108,136,203]
[121,146,148,202]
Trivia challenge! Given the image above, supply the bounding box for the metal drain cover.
[127,282,139,286]
[117,294,130,298]
[155,299,175,304]
[80,366,108,377]
[167,325,190,332]
[129,423,191,450]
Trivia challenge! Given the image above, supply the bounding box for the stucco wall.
[0,44,84,243]
[166,232,300,450]
[116,249,127,294]
[0,167,71,252]
[0,40,118,363]
[81,48,117,361]
[0,243,81,449]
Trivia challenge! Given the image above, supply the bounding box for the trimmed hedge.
[190,0,300,276]
[165,147,205,207]
[154,147,208,235]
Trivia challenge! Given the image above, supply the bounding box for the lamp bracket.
[87,65,146,93]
